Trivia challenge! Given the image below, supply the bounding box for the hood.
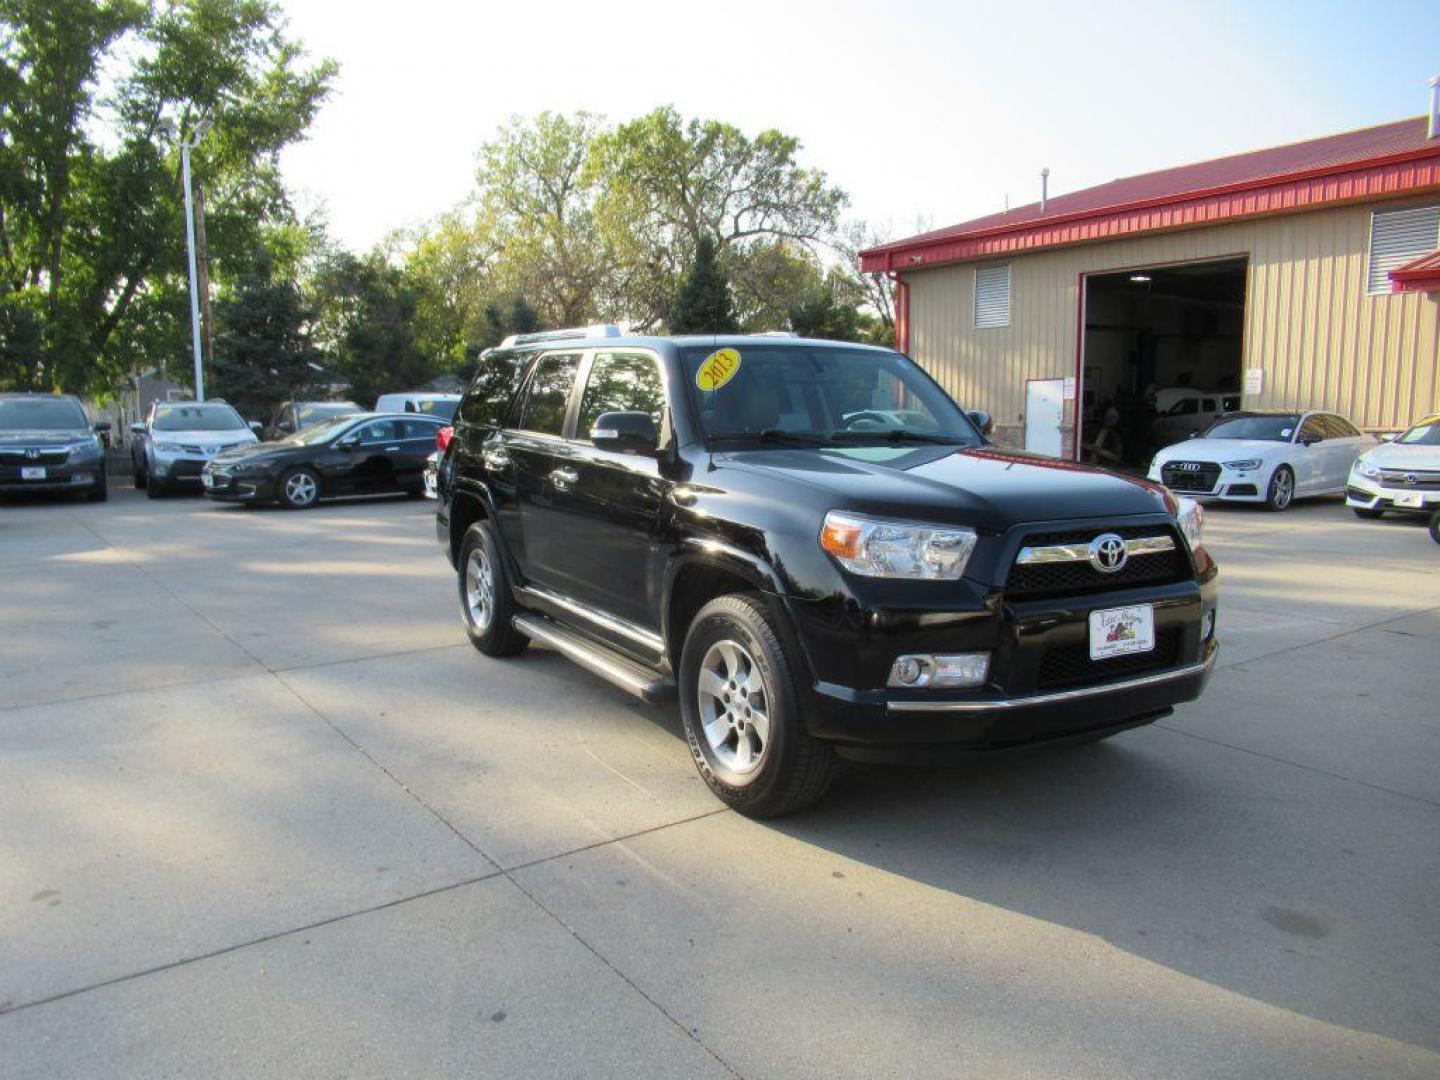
[152,428,254,447]
[211,441,289,465]
[1360,441,1440,469]
[721,445,1169,531]
[0,429,92,446]
[1154,438,1287,462]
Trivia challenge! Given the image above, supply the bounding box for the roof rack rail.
[749,330,799,338]
[500,324,622,348]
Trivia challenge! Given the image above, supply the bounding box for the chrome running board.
[512,614,675,704]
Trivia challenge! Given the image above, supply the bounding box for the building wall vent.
[1367,205,1440,294]
[974,264,1012,328]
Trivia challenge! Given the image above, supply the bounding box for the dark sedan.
[0,393,110,501]
[202,413,445,509]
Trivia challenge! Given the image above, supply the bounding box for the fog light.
[1202,610,1215,641]
[888,652,990,689]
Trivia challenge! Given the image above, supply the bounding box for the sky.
[277,0,1440,254]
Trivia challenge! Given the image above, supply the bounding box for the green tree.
[0,0,334,394]
[211,247,320,419]
[592,106,848,328]
[312,252,431,408]
[668,235,736,334]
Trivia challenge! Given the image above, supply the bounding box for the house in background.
[863,94,1440,465]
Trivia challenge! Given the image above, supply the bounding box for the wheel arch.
[662,542,801,678]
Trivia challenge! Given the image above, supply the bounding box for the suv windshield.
[412,398,458,420]
[287,415,358,445]
[681,345,980,447]
[0,397,88,431]
[152,403,245,432]
[1397,419,1440,446]
[295,402,360,427]
[1200,414,1300,442]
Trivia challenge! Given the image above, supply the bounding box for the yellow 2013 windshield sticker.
[695,348,741,391]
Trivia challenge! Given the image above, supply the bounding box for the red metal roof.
[1389,248,1440,291]
[862,117,1440,273]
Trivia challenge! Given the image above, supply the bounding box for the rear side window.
[1326,414,1361,438]
[399,418,440,440]
[1297,417,1325,443]
[577,351,665,439]
[458,354,526,429]
[516,352,582,436]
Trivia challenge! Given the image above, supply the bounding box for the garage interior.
[1079,257,1247,469]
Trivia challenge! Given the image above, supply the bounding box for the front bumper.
[1346,474,1440,514]
[1148,462,1266,501]
[0,461,101,493]
[201,467,278,502]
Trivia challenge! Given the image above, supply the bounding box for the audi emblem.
[1088,533,1129,574]
[1174,462,1202,472]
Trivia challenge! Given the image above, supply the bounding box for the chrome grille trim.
[1016,535,1176,565]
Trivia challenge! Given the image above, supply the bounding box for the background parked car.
[1150,389,1242,447]
[204,412,445,508]
[1149,410,1377,510]
[264,400,362,440]
[0,392,109,501]
[1346,412,1440,519]
[130,400,260,498]
[373,392,460,420]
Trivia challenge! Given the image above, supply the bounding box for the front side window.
[1166,399,1199,417]
[0,397,88,431]
[516,352,582,436]
[680,345,979,447]
[152,403,245,432]
[356,420,399,445]
[577,352,665,440]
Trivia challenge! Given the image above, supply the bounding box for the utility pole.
[180,118,212,401]
[194,182,215,374]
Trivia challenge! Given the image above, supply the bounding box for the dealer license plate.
[1089,604,1155,661]
[21,466,45,480]
[1394,491,1425,509]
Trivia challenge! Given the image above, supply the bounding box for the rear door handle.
[550,466,579,490]
[384,445,400,451]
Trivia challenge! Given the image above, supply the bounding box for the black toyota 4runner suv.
[436,329,1217,817]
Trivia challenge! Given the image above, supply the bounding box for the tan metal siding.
[904,199,1440,440]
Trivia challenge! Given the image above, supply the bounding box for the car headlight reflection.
[1176,497,1204,551]
[820,511,977,579]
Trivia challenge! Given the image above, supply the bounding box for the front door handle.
[550,466,579,491]
[384,445,400,452]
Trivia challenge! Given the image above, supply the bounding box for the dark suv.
[436,329,1217,816]
[0,392,110,501]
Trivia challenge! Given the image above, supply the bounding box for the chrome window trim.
[1016,534,1175,565]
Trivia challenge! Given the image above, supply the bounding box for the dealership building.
[861,109,1440,464]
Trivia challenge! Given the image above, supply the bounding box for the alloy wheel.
[285,471,318,507]
[465,546,494,632]
[1272,469,1293,508]
[696,639,770,775]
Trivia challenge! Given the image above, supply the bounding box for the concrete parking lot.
[1,487,1437,1078]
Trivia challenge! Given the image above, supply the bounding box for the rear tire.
[133,460,147,489]
[1352,507,1383,520]
[458,520,528,656]
[146,477,166,499]
[1264,465,1294,511]
[678,593,835,817]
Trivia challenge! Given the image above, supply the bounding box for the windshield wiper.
[709,429,833,447]
[829,429,970,445]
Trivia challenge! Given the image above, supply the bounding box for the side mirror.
[967,410,994,437]
[93,420,111,433]
[335,436,358,451]
[1302,435,1321,447]
[1380,432,1397,442]
[248,421,263,434]
[129,422,145,436]
[590,411,659,454]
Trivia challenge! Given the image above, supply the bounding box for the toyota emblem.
[1089,533,1129,574]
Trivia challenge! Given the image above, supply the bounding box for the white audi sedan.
[1346,412,1440,519]
[1149,410,1378,511]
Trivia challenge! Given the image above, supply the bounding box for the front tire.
[1429,510,1440,546]
[87,468,108,502]
[458,521,528,656]
[133,460,147,489]
[678,594,834,818]
[1265,465,1295,511]
[146,477,166,499]
[278,467,321,509]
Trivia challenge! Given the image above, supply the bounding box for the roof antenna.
[1040,167,1050,212]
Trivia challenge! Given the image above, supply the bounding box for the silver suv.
[131,401,260,498]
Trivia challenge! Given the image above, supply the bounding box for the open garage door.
[1078,257,1247,470]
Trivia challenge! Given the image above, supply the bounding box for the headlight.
[1222,458,1261,471]
[151,438,180,452]
[820,511,977,579]
[1175,497,1204,551]
[67,438,102,460]
[1353,458,1382,480]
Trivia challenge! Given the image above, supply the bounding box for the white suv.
[131,401,259,498]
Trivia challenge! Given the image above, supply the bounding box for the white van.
[373,393,461,421]
[1151,388,1240,446]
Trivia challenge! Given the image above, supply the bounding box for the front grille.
[1037,628,1183,691]
[1160,462,1221,493]
[0,448,68,465]
[1378,470,1440,491]
[1006,525,1192,598]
